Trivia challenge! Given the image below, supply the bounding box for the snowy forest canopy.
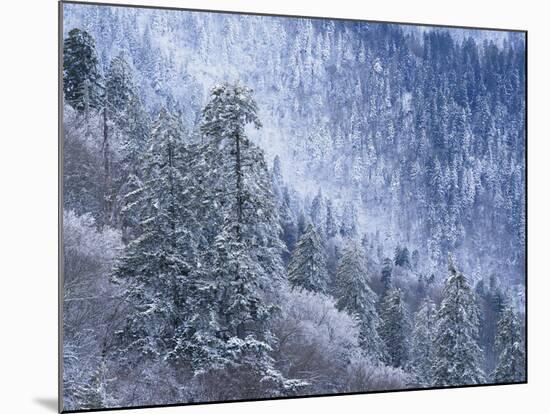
[61,3,526,411]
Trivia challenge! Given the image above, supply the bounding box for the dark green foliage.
[394,246,410,268]
[408,298,437,387]
[288,224,329,294]
[334,241,386,361]
[63,28,103,112]
[378,288,409,367]
[432,257,485,386]
[493,306,525,383]
[381,257,393,293]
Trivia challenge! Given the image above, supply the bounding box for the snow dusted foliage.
[112,108,198,361]
[271,288,368,392]
[493,306,526,383]
[63,28,103,112]
[334,240,386,361]
[342,359,409,393]
[432,257,486,386]
[408,298,437,387]
[61,3,525,409]
[378,288,409,368]
[288,224,330,293]
[62,210,122,410]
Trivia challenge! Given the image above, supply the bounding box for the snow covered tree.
[325,199,338,239]
[335,241,385,361]
[432,256,486,386]
[112,108,199,366]
[188,83,295,394]
[278,187,298,262]
[288,224,330,294]
[381,257,393,293]
[310,189,326,234]
[394,245,411,268]
[105,54,151,229]
[493,306,525,383]
[73,361,116,410]
[105,53,136,122]
[199,83,285,289]
[408,298,437,387]
[340,201,358,238]
[378,288,409,367]
[63,28,103,112]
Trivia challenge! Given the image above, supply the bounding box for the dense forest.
[62,4,526,411]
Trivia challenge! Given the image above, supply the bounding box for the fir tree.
[63,28,103,112]
[112,108,199,365]
[378,288,409,367]
[432,256,486,386]
[74,361,115,410]
[310,189,325,235]
[493,306,525,383]
[408,298,437,387]
[381,257,393,293]
[394,245,411,268]
[288,224,329,294]
[325,199,338,238]
[190,83,295,392]
[335,241,385,361]
[340,201,358,238]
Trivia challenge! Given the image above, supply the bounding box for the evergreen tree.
[74,361,115,410]
[335,241,385,361]
[106,54,151,230]
[278,187,298,262]
[200,83,285,290]
[105,54,136,121]
[310,189,325,234]
[112,109,199,364]
[325,199,338,238]
[190,83,295,392]
[381,257,393,293]
[493,306,525,383]
[288,224,329,294]
[340,201,358,238]
[408,298,437,387]
[394,245,411,268]
[63,28,103,112]
[432,256,485,386]
[378,288,409,367]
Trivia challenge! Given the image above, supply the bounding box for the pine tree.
[493,306,525,383]
[74,361,115,410]
[63,28,103,112]
[112,108,199,364]
[408,298,437,387]
[335,241,385,361]
[340,201,358,238]
[432,256,485,386]
[190,83,296,392]
[381,257,393,293]
[105,54,136,121]
[310,189,325,234]
[325,199,338,238]
[394,245,411,268]
[378,288,409,367]
[106,54,151,230]
[278,187,298,262]
[288,224,329,294]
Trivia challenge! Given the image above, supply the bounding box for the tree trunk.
[235,131,243,242]
[103,106,111,228]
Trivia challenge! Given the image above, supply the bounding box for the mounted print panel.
[60,1,526,412]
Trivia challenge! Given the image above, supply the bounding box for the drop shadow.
[33,397,58,412]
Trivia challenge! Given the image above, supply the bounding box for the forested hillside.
[62,3,526,411]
